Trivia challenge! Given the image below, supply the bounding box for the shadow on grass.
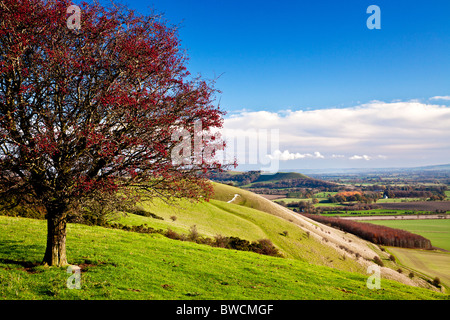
[0,240,44,272]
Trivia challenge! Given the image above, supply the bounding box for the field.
[1,180,449,300]
[363,219,450,288]
[386,247,450,289]
[0,216,447,300]
[365,220,450,251]
[377,201,450,212]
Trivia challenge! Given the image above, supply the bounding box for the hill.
[115,191,362,271]
[0,215,447,300]
[253,172,310,182]
[209,170,338,190]
[0,182,446,299]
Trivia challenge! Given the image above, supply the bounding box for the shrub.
[166,228,182,240]
[432,277,441,287]
[409,272,414,279]
[170,215,177,222]
[213,234,230,248]
[373,256,384,267]
[188,225,199,241]
[389,254,396,262]
[129,206,164,220]
[253,239,282,257]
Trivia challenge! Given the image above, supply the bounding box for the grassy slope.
[0,216,447,300]
[207,183,450,290]
[116,196,362,272]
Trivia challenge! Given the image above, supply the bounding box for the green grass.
[0,216,447,300]
[386,247,450,289]
[362,219,450,289]
[115,196,362,272]
[364,219,450,251]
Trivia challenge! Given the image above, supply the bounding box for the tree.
[0,0,228,266]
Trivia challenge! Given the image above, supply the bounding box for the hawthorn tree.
[0,0,228,266]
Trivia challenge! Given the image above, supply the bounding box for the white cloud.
[349,155,371,161]
[430,96,450,101]
[223,100,450,166]
[268,150,324,161]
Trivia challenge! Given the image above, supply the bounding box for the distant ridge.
[285,163,450,174]
[209,170,337,189]
[253,172,310,183]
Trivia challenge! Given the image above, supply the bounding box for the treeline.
[301,213,432,249]
[208,170,261,185]
[362,185,447,199]
[277,200,380,214]
[329,191,380,204]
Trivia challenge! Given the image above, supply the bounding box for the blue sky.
[95,1,450,170]
[115,0,450,111]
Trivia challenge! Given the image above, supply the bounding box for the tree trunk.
[43,210,68,267]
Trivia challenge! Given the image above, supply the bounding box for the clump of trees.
[301,214,432,249]
[328,191,381,204]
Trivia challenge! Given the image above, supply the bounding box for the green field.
[364,219,450,289]
[386,247,450,289]
[0,216,447,300]
[365,219,450,251]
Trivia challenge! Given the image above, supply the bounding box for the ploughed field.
[378,201,450,212]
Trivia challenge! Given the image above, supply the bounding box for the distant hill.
[287,163,450,174]
[253,172,310,183]
[208,170,338,190]
[411,164,450,171]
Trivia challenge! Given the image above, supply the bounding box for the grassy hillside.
[0,216,447,300]
[115,195,362,272]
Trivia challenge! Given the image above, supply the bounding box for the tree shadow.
[0,240,44,271]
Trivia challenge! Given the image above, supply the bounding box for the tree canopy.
[0,0,228,266]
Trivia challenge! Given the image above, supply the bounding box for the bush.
[373,256,384,267]
[188,225,199,241]
[389,254,396,262]
[432,277,441,287]
[129,206,164,220]
[166,228,182,240]
[213,234,230,248]
[170,215,177,222]
[0,196,46,220]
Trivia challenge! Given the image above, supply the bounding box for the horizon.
[99,0,450,170]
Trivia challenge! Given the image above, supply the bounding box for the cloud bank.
[222,100,450,167]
